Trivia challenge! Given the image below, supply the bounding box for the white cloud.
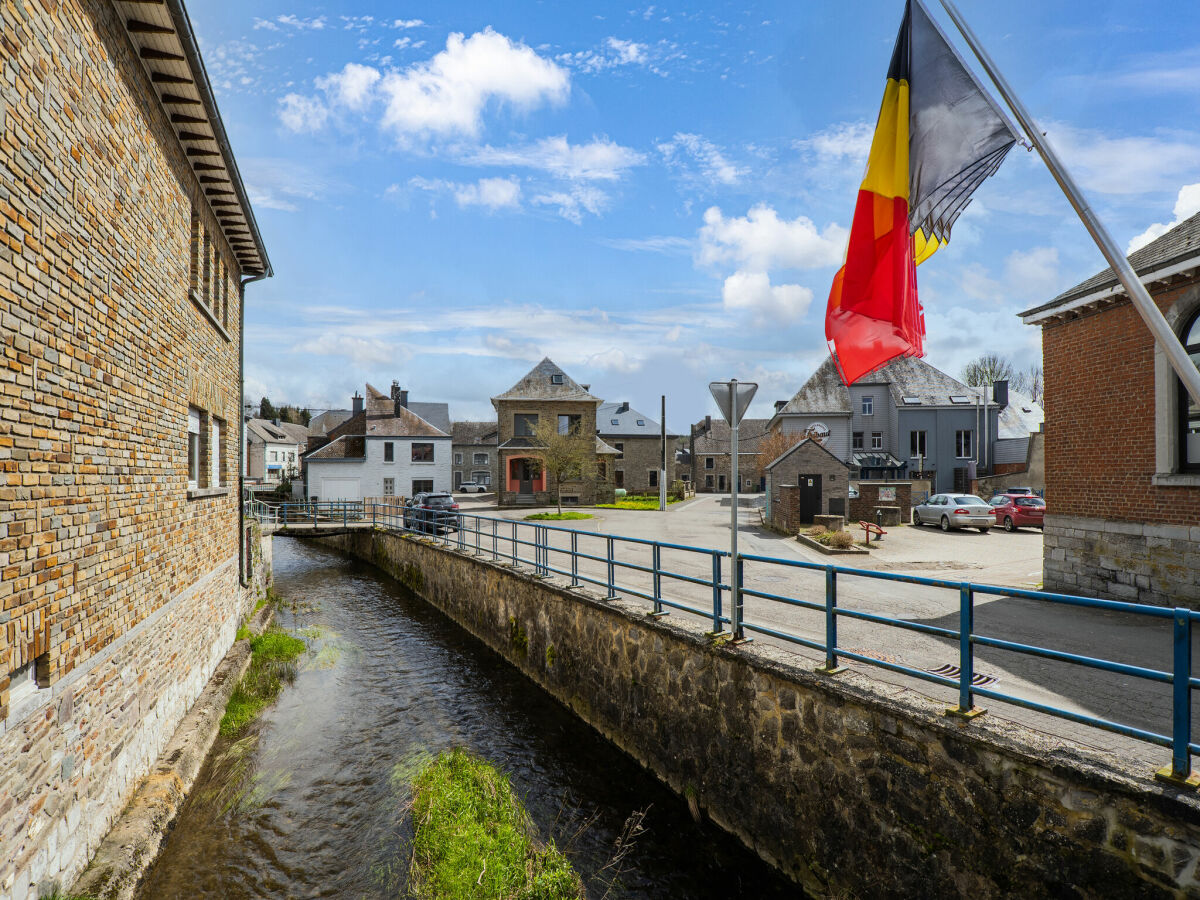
[557,36,650,74]
[958,246,1061,305]
[598,235,692,254]
[291,335,400,366]
[1044,123,1200,195]
[721,270,813,323]
[408,176,522,211]
[241,158,332,212]
[586,347,642,373]
[256,15,327,31]
[658,133,745,186]
[278,93,328,132]
[795,121,874,165]
[316,62,381,111]
[378,28,570,139]
[697,204,846,271]
[464,136,644,181]
[392,18,425,29]
[531,185,609,223]
[1128,182,1200,253]
[606,37,647,65]
[484,333,540,359]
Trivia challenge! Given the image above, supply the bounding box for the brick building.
[597,401,677,493]
[764,439,852,532]
[0,1,271,893]
[689,416,771,492]
[491,358,618,506]
[1020,212,1200,606]
[451,421,499,490]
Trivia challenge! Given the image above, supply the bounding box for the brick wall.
[1,0,265,892]
[613,435,668,494]
[848,483,912,523]
[765,441,849,531]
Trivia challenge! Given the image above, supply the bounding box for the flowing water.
[138,538,801,899]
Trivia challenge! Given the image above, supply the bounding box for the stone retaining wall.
[323,529,1200,898]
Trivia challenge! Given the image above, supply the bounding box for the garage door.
[319,477,361,502]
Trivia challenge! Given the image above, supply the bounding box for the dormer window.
[950,395,972,404]
[636,419,645,426]
[611,418,619,425]
[902,397,921,405]
[551,374,564,384]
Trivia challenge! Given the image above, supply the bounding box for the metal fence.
[249,499,1199,784]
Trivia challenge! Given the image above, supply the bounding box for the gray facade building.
[452,421,499,489]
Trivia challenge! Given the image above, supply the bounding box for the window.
[649,470,659,488]
[956,430,973,458]
[384,442,395,462]
[705,457,714,469]
[188,210,200,296]
[910,430,927,458]
[472,471,491,485]
[454,452,463,465]
[852,432,864,450]
[615,470,624,488]
[611,418,620,425]
[211,418,223,487]
[202,227,212,306]
[412,442,434,462]
[514,413,538,436]
[871,432,883,450]
[187,407,201,489]
[473,452,488,465]
[551,373,564,384]
[597,460,607,479]
[558,414,581,435]
[412,479,433,494]
[636,419,645,426]
[383,477,395,496]
[614,442,624,460]
[1181,309,1200,470]
[270,450,277,462]
[861,395,874,415]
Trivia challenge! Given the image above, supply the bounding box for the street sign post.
[708,379,757,640]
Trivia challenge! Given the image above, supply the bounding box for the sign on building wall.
[879,486,897,502]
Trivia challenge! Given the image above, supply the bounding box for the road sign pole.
[729,381,741,640]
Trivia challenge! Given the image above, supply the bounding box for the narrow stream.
[138,537,802,898]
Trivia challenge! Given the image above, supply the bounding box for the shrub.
[804,525,828,537]
[826,530,856,550]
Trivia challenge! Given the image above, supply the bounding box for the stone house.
[304,384,451,501]
[689,417,771,493]
[764,439,852,532]
[491,358,618,506]
[769,356,1004,494]
[597,401,678,493]
[244,418,309,482]
[452,421,499,489]
[1020,211,1200,607]
[0,1,271,893]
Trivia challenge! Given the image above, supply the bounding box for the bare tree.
[530,416,597,514]
[960,353,1016,387]
[1012,365,1043,404]
[756,429,805,474]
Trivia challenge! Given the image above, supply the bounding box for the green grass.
[524,511,594,521]
[219,628,307,737]
[595,496,683,510]
[409,748,583,900]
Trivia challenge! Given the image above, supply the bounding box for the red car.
[989,494,1046,531]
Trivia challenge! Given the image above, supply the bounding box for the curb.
[794,533,870,556]
[71,602,275,900]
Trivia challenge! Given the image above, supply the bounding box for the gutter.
[1021,257,1200,325]
[238,272,269,586]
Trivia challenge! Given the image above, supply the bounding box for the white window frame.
[861,395,874,416]
[871,432,883,451]
[454,452,463,465]
[187,407,201,490]
[211,418,223,487]
[383,477,395,496]
[909,430,927,459]
[956,430,973,459]
[473,452,489,465]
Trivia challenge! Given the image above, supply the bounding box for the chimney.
[992,379,1009,408]
[272,418,280,427]
[618,402,630,414]
[400,390,408,408]
[390,380,402,402]
[352,391,363,416]
[705,415,712,432]
[394,390,410,417]
[774,400,786,413]
[581,384,590,392]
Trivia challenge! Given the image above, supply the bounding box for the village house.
[244,418,309,483]
[491,358,618,506]
[689,416,771,493]
[452,421,499,490]
[0,1,271,893]
[597,401,677,494]
[764,439,853,532]
[1020,211,1200,607]
[304,384,451,501]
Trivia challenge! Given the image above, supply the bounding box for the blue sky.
[190,0,1200,428]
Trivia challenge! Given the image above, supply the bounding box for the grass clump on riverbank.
[220,628,306,737]
[410,748,582,900]
[524,511,593,521]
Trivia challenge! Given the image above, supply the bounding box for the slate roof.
[1021,209,1200,320]
[409,402,451,434]
[491,358,602,405]
[306,435,365,460]
[691,419,771,455]
[246,418,309,446]
[452,421,499,445]
[362,384,448,437]
[597,402,678,438]
[764,437,849,471]
[997,390,1044,440]
[309,409,352,436]
[774,357,851,416]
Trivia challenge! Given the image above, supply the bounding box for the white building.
[244,418,309,482]
[304,383,452,501]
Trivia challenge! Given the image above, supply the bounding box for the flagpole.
[936,0,1200,408]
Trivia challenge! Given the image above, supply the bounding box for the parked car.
[991,494,1046,531]
[403,492,461,533]
[994,486,1034,496]
[848,485,860,499]
[457,481,489,493]
[911,494,995,532]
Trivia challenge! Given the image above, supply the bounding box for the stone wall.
[765,440,850,531]
[324,529,1200,898]
[612,435,666,494]
[848,482,912,523]
[1044,514,1200,607]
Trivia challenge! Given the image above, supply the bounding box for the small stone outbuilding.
[765,439,851,532]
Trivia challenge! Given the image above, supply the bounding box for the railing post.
[343,501,347,528]
[650,543,666,618]
[569,530,580,587]
[815,566,845,674]
[604,536,618,601]
[1157,610,1199,787]
[947,583,985,719]
[730,556,749,642]
[492,517,498,561]
[710,552,723,634]
[511,520,518,567]
[474,515,482,556]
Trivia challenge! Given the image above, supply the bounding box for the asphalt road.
[443,493,1192,774]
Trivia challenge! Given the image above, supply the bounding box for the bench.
[858,520,887,544]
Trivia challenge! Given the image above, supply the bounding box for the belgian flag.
[825,0,1019,385]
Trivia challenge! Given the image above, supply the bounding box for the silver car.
[912,493,995,532]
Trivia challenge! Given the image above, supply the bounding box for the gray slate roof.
[1021,208,1200,318]
[764,437,849,471]
[597,402,677,438]
[246,418,309,446]
[774,357,851,416]
[997,390,1043,439]
[491,358,602,405]
[775,355,980,419]
[409,402,450,434]
[452,421,499,445]
[692,419,771,455]
[309,409,352,436]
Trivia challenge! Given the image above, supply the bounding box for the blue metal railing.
[249,499,1199,783]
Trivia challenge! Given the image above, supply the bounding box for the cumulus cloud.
[1044,123,1200,196]
[586,347,642,373]
[316,62,381,110]
[464,136,644,181]
[795,121,874,165]
[290,334,400,366]
[1128,183,1200,253]
[278,93,328,132]
[557,36,650,73]
[958,246,1062,306]
[408,176,522,211]
[658,133,746,186]
[721,271,813,323]
[531,185,609,223]
[697,204,846,271]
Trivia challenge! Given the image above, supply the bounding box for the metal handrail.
[245,499,1198,782]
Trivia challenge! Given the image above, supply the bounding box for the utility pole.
[709,379,758,642]
[659,394,667,512]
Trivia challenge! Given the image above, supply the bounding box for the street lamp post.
[709,378,757,641]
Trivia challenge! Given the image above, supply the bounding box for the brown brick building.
[597,401,677,494]
[688,416,771,492]
[764,439,852,532]
[1,1,270,892]
[1020,213,1200,606]
[491,359,618,506]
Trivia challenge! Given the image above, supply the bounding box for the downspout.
[238,272,269,586]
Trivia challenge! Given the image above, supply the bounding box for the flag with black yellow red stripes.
[825,0,1020,385]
